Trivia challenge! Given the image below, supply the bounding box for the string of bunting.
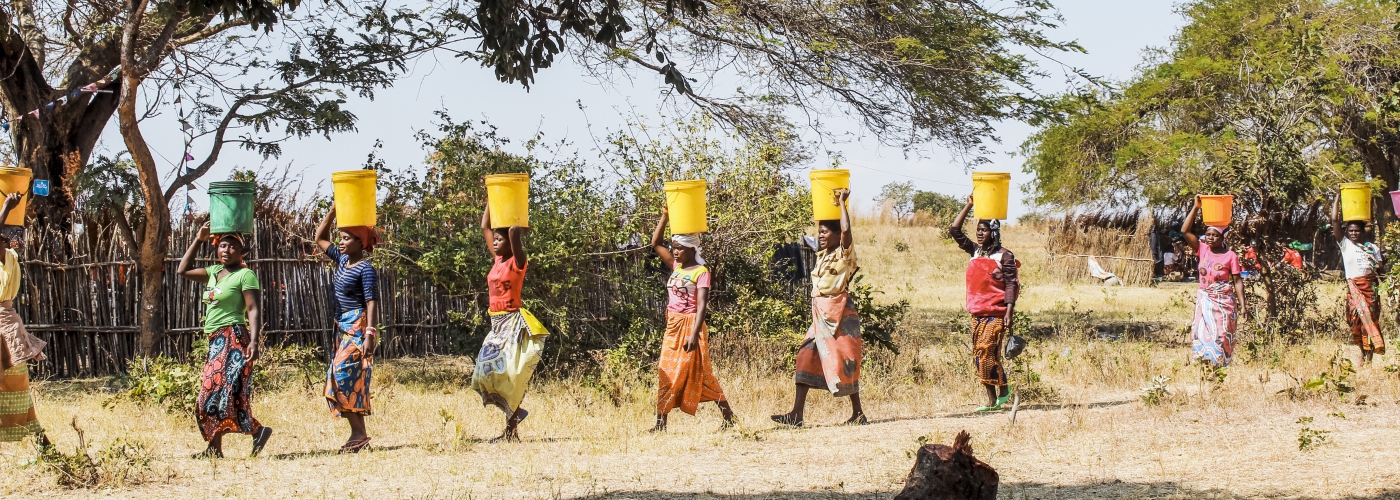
[0,67,120,133]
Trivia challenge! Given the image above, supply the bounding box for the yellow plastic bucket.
[810,169,850,221]
[486,173,530,228]
[0,167,31,226]
[331,170,378,227]
[971,172,1011,220]
[1340,182,1373,222]
[664,180,707,234]
[1199,195,1233,227]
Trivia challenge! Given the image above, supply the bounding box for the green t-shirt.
[202,265,260,333]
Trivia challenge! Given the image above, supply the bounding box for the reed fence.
[1045,210,1155,286]
[16,206,816,378]
[16,212,479,378]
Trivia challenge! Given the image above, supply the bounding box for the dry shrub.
[38,418,152,489]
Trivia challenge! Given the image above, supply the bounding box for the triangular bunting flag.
[44,103,54,112]
[174,95,181,104]
[57,96,67,105]
[70,90,80,99]
[81,83,97,92]
[181,121,193,132]
[27,110,37,118]
[184,152,195,162]
[1,122,8,132]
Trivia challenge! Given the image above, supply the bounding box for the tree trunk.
[118,72,172,355]
[0,19,121,233]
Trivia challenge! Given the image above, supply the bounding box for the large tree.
[1020,0,1400,317]
[4,0,1082,353]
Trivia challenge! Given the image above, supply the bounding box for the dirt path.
[9,384,1398,500]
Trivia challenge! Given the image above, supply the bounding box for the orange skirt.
[656,311,726,415]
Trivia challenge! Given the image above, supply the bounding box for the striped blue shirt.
[325,245,377,312]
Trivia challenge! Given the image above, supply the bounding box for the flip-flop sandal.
[514,409,529,423]
[770,414,804,427]
[250,427,273,458]
[339,437,372,454]
[844,414,870,426]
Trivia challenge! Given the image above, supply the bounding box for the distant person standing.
[950,195,1019,412]
[1181,197,1246,368]
[0,193,50,450]
[1282,241,1305,271]
[1331,197,1385,366]
[315,205,379,453]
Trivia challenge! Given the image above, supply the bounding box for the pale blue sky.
[112,0,1184,217]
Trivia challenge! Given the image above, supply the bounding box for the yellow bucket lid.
[485,173,529,184]
[664,179,706,191]
[331,170,377,181]
[972,172,1011,180]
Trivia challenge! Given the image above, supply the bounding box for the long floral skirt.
[326,308,372,416]
[196,325,263,441]
[794,293,862,397]
[471,309,549,414]
[1191,283,1237,368]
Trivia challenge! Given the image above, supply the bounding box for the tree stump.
[893,430,998,500]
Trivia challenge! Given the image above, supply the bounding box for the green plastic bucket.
[208,181,256,234]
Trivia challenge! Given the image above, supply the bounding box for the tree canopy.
[1022,0,1400,216]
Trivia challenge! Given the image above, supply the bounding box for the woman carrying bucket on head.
[177,182,272,458]
[316,170,381,453]
[773,176,867,427]
[1181,196,1246,369]
[0,187,53,451]
[648,181,736,432]
[951,175,1019,412]
[471,174,549,443]
[1332,185,1385,366]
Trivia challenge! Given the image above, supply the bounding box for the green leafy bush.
[103,356,200,415]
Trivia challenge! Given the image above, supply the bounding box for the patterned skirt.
[971,316,1007,387]
[1191,283,1237,368]
[196,324,263,441]
[471,309,549,414]
[794,293,862,397]
[1347,275,1386,355]
[0,364,42,442]
[326,308,372,416]
[656,311,726,415]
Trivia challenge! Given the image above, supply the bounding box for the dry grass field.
[1,220,1398,499]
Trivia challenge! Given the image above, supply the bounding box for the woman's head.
[817,219,842,250]
[670,233,705,266]
[337,227,378,256]
[492,228,511,257]
[216,234,246,266]
[1202,225,1228,249]
[975,219,1001,249]
[338,230,364,255]
[1345,220,1367,243]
